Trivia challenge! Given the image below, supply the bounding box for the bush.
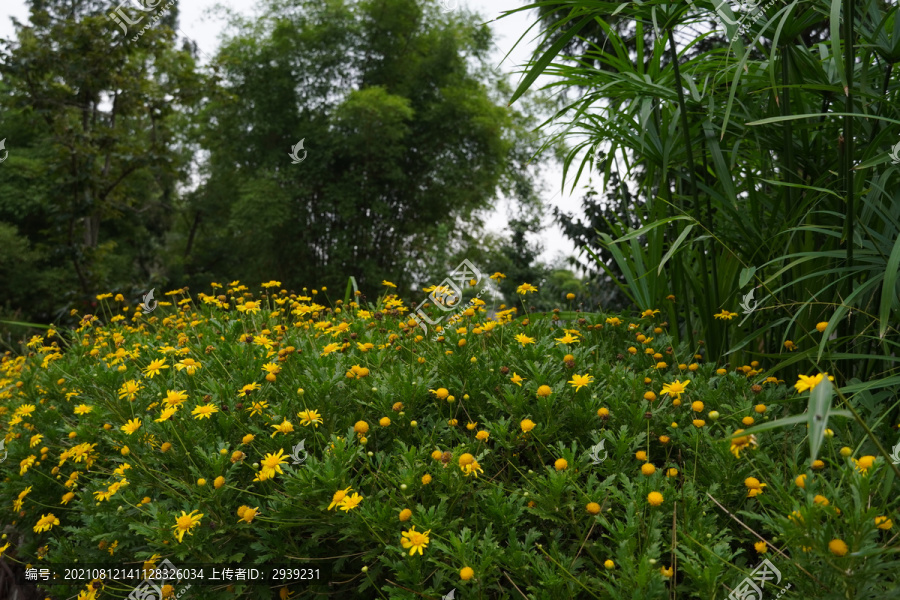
[1,281,898,599]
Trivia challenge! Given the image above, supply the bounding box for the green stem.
[841,0,856,380]
[667,27,707,353]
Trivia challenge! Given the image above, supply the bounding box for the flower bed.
[1,282,897,599]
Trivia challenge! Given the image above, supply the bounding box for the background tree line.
[0,0,598,343]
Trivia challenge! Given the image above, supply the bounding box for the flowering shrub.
[1,282,898,599]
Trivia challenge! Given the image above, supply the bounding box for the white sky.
[0,0,591,266]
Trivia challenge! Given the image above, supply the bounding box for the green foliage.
[185,0,543,298]
[0,0,552,336]
[1,284,898,598]
[507,0,900,395]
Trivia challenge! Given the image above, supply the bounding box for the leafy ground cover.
[1,281,898,599]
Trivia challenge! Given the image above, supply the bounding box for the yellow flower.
[660,566,674,578]
[460,458,484,478]
[14,403,36,417]
[400,526,432,556]
[34,513,60,533]
[154,407,178,422]
[510,372,524,386]
[297,410,323,429]
[120,418,142,435]
[429,387,450,400]
[754,541,768,554]
[853,455,876,474]
[118,380,143,401]
[172,510,203,543]
[174,358,202,375]
[320,342,341,356]
[784,340,797,351]
[555,333,580,345]
[520,419,536,433]
[647,492,663,506]
[875,516,893,530]
[795,474,807,489]
[744,477,767,497]
[489,272,506,280]
[536,385,552,398]
[641,463,656,475]
[714,310,737,320]
[661,379,690,400]
[794,373,833,393]
[247,400,269,417]
[399,508,412,521]
[143,359,169,378]
[641,309,660,318]
[514,333,535,346]
[270,419,294,437]
[554,458,568,471]
[516,283,538,294]
[568,373,594,392]
[328,487,353,510]
[828,539,848,557]
[339,492,363,512]
[816,321,829,332]
[460,566,474,580]
[239,382,262,397]
[192,403,219,420]
[255,449,289,481]
[74,404,93,415]
[162,389,189,408]
[729,429,758,458]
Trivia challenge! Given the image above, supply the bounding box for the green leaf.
[658,223,695,275]
[508,13,596,106]
[878,232,900,338]
[830,0,847,95]
[0,320,52,329]
[747,113,900,126]
[738,266,756,288]
[611,216,694,243]
[807,378,834,463]
[726,414,808,438]
[343,276,358,307]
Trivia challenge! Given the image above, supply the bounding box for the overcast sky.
[0,0,592,267]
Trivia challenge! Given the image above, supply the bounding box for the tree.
[179,0,544,298]
[0,0,205,327]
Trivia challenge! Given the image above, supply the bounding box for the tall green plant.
[501,0,899,390]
